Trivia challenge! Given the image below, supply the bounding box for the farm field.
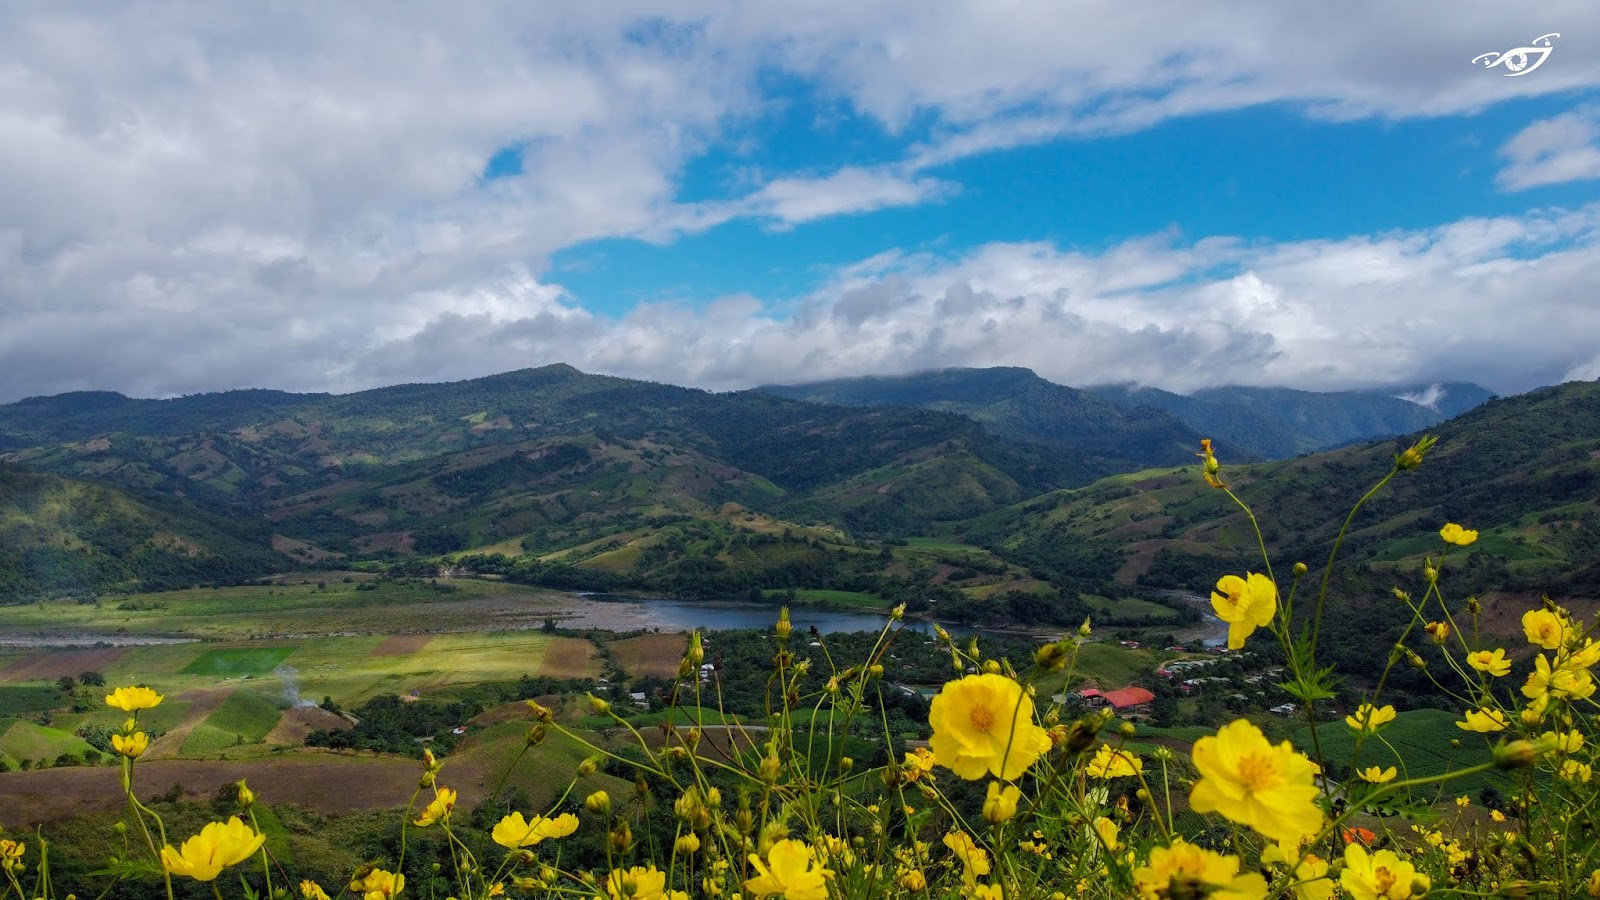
[1296,708,1508,798]
[0,576,584,640]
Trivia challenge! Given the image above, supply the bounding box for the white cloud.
[1498,106,1600,190]
[747,167,956,226]
[3,3,1600,402]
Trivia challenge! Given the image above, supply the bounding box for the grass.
[608,633,691,679]
[0,685,68,716]
[1295,708,1507,798]
[0,719,96,763]
[1080,594,1181,621]
[760,589,886,609]
[180,646,299,677]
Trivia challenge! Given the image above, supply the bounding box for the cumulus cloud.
[1498,106,1600,190]
[2,3,1600,402]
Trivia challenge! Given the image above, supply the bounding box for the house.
[1270,703,1298,716]
[629,691,649,709]
[1075,687,1156,712]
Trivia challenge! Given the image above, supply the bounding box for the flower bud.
[1292,562,1307,577]
[525,724,547,747]
[1495,740,1539,770]
[688,631,705,666]
[982,781,1020,824]
[526,699,553,722]
[608,821,633,854]
[1034,641,1070,672]
[1424,621,1449,645]
[675,833,701,855]
[236,779,254,809]
[588,694,611,715]
[1078,617,1093,637]
[577,755,599,777]
[1118,722,1136,739]
[585,790,611,815]
[775,608,792,641]
[868,664,884,679]
[981,660,1001,675]
[758,752,782,785]
[838,756,853,772]
[1465,596,1481,616]
[1395,435,1437,470]
[891,604,905,621]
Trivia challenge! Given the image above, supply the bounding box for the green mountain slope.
[757,367,1204,469]
[1089,382,1493,459]
[0,463,284,599]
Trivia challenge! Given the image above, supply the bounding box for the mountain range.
[3,364,1593,635]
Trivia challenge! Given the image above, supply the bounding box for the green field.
[1080,594,1181,621]
[1295,708,1507,797]
[181,646,298,677]
[181,689,285,756]
[0,685,68,717]
[0,719,96,764]
[760,589,885,608]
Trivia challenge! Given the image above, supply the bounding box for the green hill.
[758,366,1203,470]
[0,463,283,599]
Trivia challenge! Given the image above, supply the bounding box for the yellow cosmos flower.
[1456,708,1509,733]
[927,673,1052,780]
[1467,649,1511,677]
[1561,760,1593,783]
[1341,844,1428,900]
[1344,703,1396,733]
[105,686,164,712]
[112,731,149,758]
[350,868,405,900]
[743,840,832,900]
[1543,728,1585,754]
[160,817,265,882]
[1358,766,1397,784]
[982,781,1021,824]
[1261,842,1333,900]
[942,831,992,884]
[1211,573,1277,650]
[413,786,457,826]
[1565,639,1600,671]
[1523,609,1568,650]
[1189,719,1324,846]
[300,880,332,900]
[1085,743,1143,779]
[1439,523,1477,546]
[491,811,578,849]
[1523,654,1597,702]
[0,839,23,875]
[970,885,1005,900]
[1092,816,1120,852]
[1133,840,1267,900]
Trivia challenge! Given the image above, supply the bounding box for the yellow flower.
[675,833,701,855]
[1344,704,1396,733]
[350,868,405,900]
[1133,840,1267,900]
[105,686,164,712]
[301,880,332,900]
[1423,621,1449,644]
[1261,843,1333,900]
[982,781,1021,824]
[1085,743,1143,779]
[1358,766,1397,784]
[602,866,686,900]
[491,811,578,848]
[413,786,456,826]
[1523,609,1568,650]
[1544,728,1585,754]
[743,840,832,900]
[0,839,23,875]
[1523,654,1597,702]
[1092,816,1120,852]
[899,868,928,891]
[943,831,992,884]
[927,673,1052,780]
[1341,844,1427,900]
[1189,719,1323,846]
[1588,869,1600,899]
[1456,708,1509,733]
[1467,649,1511,677]
[1439,523,1477,546]
[112,731,149,758]
[1561,760,1593,783]
[1565,639,1600,671]
[160,817,265,882]
[970,885,1005,900]
[1210,573,1277,650]
[1490,809,1506,823]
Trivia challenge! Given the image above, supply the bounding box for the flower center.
[1235,752,1277,792]
[969,704,997,732]
[1373,865,1396,894]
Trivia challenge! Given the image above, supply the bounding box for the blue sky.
[552,92,1600,315]
[3,4,1600,402]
